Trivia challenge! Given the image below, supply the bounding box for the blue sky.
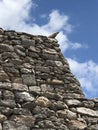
[0,0,98,98]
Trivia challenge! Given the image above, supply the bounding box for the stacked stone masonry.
[0,28,98,130]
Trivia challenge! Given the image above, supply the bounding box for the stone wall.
[0,28,98,130]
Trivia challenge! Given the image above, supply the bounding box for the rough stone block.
[22,74,36,86]
[15,92,34,103]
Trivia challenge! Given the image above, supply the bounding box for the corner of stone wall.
[0,28,98,130]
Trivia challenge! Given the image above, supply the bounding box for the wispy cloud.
[0,0,35,29]
[0,0,86,52]
[42,10,73,33]
[68,58,98,98]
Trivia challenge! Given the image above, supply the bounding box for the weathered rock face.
[0,28,98,130]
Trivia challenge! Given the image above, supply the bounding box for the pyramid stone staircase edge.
[0,28,98,130]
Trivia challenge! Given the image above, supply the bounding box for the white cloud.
[42,10,73,33]
[0,0,86,52]
[0,0,34,29]
[56,32,87,52]
[71,42,82,49]
[67,58,98,98]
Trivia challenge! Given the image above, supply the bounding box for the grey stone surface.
[0,99,16,108]
[12,83,28,91]
[0,44,14,52]
[35,96,51,107]
[0,29,97,129]
[66,99,82,106]
[68,120,87,130]
[22,74,36,86]
[57,109,77,119]
[15,92,34,103]
[87,124,98,130]
[3,120,30,130]
[76,107,98,117]
[0,123,2,130]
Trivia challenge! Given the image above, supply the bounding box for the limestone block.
[29,86,41,94]
[3,90,14,100]
[15,49,26,57]
[76,107,98,117]
[42,53,59,60]
[0,107,13,116]
[87,124,98,130]
[0,100,16,108]
[20,68,32,74]
[28,51,39,58]
[3,120,30,130]
[0,44,14,52]
[55,60,63,67]
[0,114,7,123]
[11,77,23,83]
[22,74,36,86]
[66,99,82,106]
[11,40,21,45]
[43,92,63,100]
[33,106,55,117]
[0,83,12,90]
[12,108,31,116]
[1,52,19,60]
[47,79,64,85]
[38,120,55,129]
[4,67,19,75]
[35,66,50,73]
[12,83,28,91]
[29,46,40,53]
[82,100,95,108]
[40,84,54,92]
[68,120,87,130]
[10,115,35,127]
[22,38,35,47]
[35,96,51,107]
[53,101,68,110]
[43,49,57,55]
[23,63,33,69]
[0,70,10,82]
[4,30,17,37]
[57,109,77,119]
[15,92,34,103]
[83,116,98,124]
